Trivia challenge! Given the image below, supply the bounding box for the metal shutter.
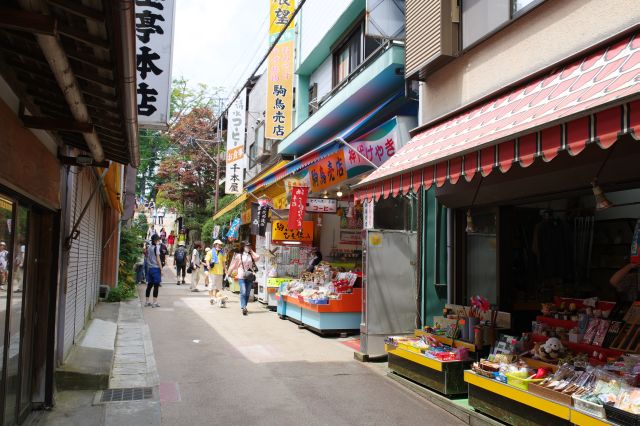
[63,168,104,358]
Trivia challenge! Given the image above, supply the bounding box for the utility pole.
[214,114,222,213]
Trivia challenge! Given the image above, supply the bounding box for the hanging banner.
[225,88,247,194]
[265,0,295,139]
[272,220,314,243]
[135,0,175,129]
[258,201,270,237]
[213,225,220,239]
[344,117,398,176]
[226,217,241,240]
[308,151,347,192]
[250,203,260,235]
[288,186,309,230]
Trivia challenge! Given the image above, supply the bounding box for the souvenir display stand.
[265,277,289,310]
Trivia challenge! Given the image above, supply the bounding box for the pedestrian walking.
[158,207,165,225]
[189,241,204,292]
[145,234,162,307]
[146,224,156,241]
[0,241,8,290]
[174,242,187,285]
[228,241,260,316]
[159,240,168,267]
[177,229,186,247]
[159,227,167,243]
[203,247,211,288]
[167,231,176,256]
[206,239,228,307]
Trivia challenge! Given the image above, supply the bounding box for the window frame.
[331,18,368,88]
[460,0,546,53]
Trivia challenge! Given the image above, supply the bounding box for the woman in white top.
[228,241,260,316]
[189,241,204,292]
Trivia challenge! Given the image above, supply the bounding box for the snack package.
[582,319,600,344]
[592,320,611,347]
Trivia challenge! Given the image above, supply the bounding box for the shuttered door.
[63,168,104,358]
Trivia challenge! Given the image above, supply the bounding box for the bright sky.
[171,0,270,103]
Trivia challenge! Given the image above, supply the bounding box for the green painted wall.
[421,188,448,327]
[295,74,310,127]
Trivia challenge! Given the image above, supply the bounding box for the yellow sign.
[308,151,347,192]
[241,207,252,225]
[271,220,313,243]
[273,193,288,210]
[265,0,295,140]
[369,232,382,246]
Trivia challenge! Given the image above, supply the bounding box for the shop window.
[248,142,257,169]
[332,20,380,88]
[373,195,417,231]
[461,0,545,49]
[466,211,497,305]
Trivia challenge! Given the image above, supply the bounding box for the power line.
[213,0,307,126]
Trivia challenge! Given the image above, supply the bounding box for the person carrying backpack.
[174,243,187,285]
[189,241,204,292]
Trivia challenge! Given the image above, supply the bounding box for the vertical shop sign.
[213,225,220,239]
[265,0,295,140]
[135,0,175,129]
[250,203,260,235]
[258,200,270,237]
[288,186,309,230]
[225,88,247,194]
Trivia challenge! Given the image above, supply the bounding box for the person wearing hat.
[145,234,163,307]
[203,247,212,288]
[206,240,228,307]
[189,241,204,292]
[228,241,260,315]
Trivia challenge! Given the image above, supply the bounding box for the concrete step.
[55,303,119,391]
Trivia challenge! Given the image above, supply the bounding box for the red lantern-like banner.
[288,186,309,231]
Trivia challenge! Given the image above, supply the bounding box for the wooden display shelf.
[531,334,623,359]
[387,344,470,395]
[536,315,579,329]
[465,371,612,426]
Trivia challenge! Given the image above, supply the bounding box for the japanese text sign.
[225,88,247,194]
[272,220,313,243]
[287,186,309,230]
[344,117,398,173]
[265,0,295,140]
[306,198,337,213]
[308,151,347,193]
[258,201,270,236]
[135,0,175,129]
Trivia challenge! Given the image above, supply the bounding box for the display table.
[464,371,610,426]
[276,288,361,334]
[386,331,474,396]
[264,278,291,310]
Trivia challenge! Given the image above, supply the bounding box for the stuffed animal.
[535,337,566,362]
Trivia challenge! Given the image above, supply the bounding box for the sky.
[171,0,271,103]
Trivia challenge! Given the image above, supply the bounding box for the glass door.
[0,196,12,423]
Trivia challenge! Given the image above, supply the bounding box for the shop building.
[353,1,640,424]
[0,1,138,423]
[216,0,420,345]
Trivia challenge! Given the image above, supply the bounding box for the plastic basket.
[572,395,606,419]
[605,404,640,426]
[505,373,543,391]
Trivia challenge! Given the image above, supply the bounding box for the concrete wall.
[298,0,353,66]
[310,55,334,103]
[421,0,640,124]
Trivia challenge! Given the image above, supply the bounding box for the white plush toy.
[535,337,565,361]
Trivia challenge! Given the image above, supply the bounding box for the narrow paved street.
[141,264,465,426]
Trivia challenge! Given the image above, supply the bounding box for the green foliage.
[108,217,146,302]
[201,217,215,246]
[155,190,180,211]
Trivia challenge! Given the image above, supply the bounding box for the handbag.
[242,255,258,283]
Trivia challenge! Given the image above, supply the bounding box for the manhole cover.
[99,387,153,403]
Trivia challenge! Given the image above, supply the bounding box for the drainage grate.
[100,387,153,403]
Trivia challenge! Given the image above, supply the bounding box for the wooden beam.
[0,44,47,65]
[21,115,94,133]
[58,25,110,51]
[0,8,56,35]
[64,45,113,72]
[78,84,116,102]
[74,67,114,89]
[47,0,104,23]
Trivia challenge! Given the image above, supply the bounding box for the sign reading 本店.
[265,0,295,140]
[135,0,175,129]
[308,151,347,192]
[271,220,314,243]
[225,88,247,194]
[306,198,337,213]
[287,186,309,230]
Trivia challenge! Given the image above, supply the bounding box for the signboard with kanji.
[265,0,295,140]
[308,151,347,192]
[344,117,398,176]
[225,88,247,194]
[135,0,175,129]
[271,220,314,243]
[306,198,337,213]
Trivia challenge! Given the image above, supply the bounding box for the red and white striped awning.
[355,32,640,203]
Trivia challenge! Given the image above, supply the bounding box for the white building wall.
[298,0,353,66]
[309,55,333,102]
[421,0,640,124]
[246,73,268,181]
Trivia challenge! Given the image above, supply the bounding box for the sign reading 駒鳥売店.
[265,0,295,140]
[225,88,247,194]
[306,198,337,214]
[135,0,175,129]
[308,151,347,193]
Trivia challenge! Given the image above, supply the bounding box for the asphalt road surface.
[141,265,466,426]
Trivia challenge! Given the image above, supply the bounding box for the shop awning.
[355,32,640,202]
[245,95,398,193]
[212,193,248,221]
